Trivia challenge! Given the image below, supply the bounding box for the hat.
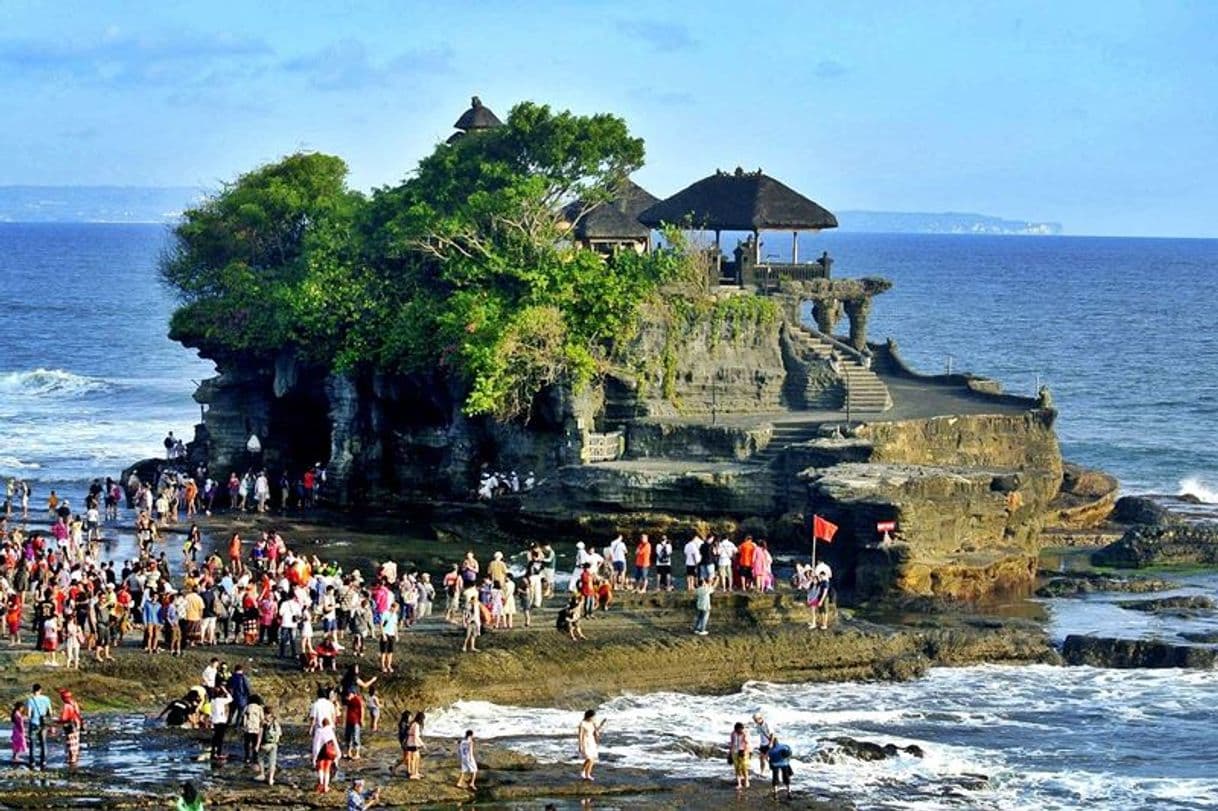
[493,551,503,560]
[576,542,585,549]
[752,710,764,721]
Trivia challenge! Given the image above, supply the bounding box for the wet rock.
[1034,573,1178,598]
[1117,595,1215,613]
[1112,495,1177,526]
[814,736,925,763]
[1180,631,1218,644]
[1092,524,1218,568]
[1062,635,1218,668]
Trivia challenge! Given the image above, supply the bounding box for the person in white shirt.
[210,685,232,760]
[684,537,702,591]
[715,537,737,592]
[308,686,337,734]
[202,658,219,690]
[608,535,628,586]
[278,596,301,659]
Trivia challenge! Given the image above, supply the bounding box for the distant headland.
[0,185,1061,235]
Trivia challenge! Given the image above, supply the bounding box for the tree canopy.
[162,102,691,420]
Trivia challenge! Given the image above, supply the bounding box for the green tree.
[161,152,365,360]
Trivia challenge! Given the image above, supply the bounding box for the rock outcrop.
[1062,635,1218,669]
[1034,573,1178,598]
[1092,524,1218,568]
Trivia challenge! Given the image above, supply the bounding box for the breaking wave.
[0,368,111,398]
[1179,476,1218,504]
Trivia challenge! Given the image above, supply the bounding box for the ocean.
[3,223,1218,808]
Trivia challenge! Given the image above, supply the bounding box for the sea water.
[4,224,1218,807]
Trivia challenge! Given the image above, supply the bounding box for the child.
[367,685,381,732]
[456,729,477,791]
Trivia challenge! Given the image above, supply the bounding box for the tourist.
[367,685,381,732]
[655,535,673,591]
[518,575,533,628]
[241,696,265,765]
[344,686,365,760]
[608,534,628,587]
[738,535,757,591]
[501,576,517,629]
[346,777,380,810]
[752,710,774,775]
[462,592,480,653]
[256,705,282,786]
[25,683,51,770]
[807,563,833,630]
[578,563,596,618]
[456,729,478,791]
[379,600,398,673]
[210,684,232,760]
[754,540,774,592]
[558,595,585,641]
[394,709,413,773]
[175,782,205,811]
[729,721,751,789]
[488,551,508,588]
[58,688,83,766]
[312,716,340,793]
[443,564,461,621]
[540,543,556,596]
[683,535,701,590]
[9,702,27,766]
[406,711,426,779]
[767,733,794,799]
[633,534,651,592]
[693,578,713,635]
[64,615,82,669]
[308,686,337,735]
[716,535,737,591]
[577,709,604,781]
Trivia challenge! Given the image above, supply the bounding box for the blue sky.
[1,0,1215,236]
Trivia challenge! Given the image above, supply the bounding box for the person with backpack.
[25,684,52,770]
[256,705,282,786]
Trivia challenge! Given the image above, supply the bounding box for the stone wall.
[625,421,772,461]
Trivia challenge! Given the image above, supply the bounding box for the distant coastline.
[0,185,1061,235]
[836,210,1061,235]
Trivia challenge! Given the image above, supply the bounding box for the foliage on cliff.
[161,103,690,419]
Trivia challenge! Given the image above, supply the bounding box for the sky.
[1,0,1215,237]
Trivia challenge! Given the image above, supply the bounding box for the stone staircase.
[748,420,826,465]
[788,326,893,413]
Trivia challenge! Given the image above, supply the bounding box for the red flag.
[813,515,839,543]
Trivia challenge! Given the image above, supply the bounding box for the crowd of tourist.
[1,467,833,802]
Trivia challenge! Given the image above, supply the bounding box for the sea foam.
[0,368,110,398]
[1179,476,1218,504]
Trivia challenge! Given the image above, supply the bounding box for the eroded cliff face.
[193,352,592,505]
[804,410,1064,605]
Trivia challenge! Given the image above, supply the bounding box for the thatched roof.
[454,96,503,131]
[565,178,659,240]
[638,168,837,231]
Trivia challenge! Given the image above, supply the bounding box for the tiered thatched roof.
[639,168,837,231]
[565,178,659,240]
[453,96,503,131]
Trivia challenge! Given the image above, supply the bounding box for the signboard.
[876,520,896,533]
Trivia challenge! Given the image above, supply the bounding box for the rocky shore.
[0,581,1056,808]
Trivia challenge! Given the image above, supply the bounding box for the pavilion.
[562,178,659,255]
[638,167,838,287]
[447,96,503,143]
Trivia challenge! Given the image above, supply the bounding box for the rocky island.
[161,96,1114,609]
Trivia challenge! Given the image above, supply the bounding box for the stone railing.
[751,262,830,292]
[582,430,625,463]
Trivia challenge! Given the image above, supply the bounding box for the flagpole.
[811,514,818,569]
